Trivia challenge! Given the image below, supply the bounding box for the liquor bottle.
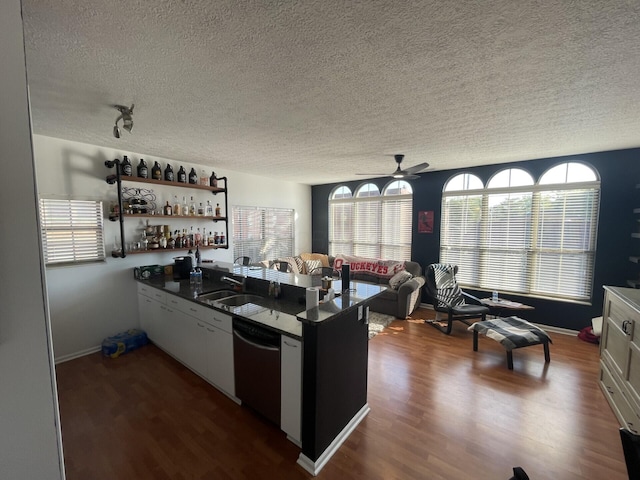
[177,166,187,183]
[215,203,221,217]
[164,163,174,182]
[167,231,175,249]
[197,202,205,216]
[210,171,218,187]
[200,169,208,186]
[121,156,132,176]
[137,158,148,178]
[220,231,226,245]
[214,231,219,245]
[188,168,198,184]
[152,161,162,180]
[174,230,182,249]
[183,228,191,248]
[195,244,201,265]
[163,201,172,216]
[189,226,195,247]
[189,196,196,216]
[202,231,208,246]
[208,231,214,245]
[195,228,202,246]
[205,200,213,216]
[181,196,189,216]
[173,195,181,216]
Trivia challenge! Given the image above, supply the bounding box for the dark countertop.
[138,263,386,338]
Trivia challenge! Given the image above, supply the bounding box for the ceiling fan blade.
[403,162,430,174]
[355,172,392,176]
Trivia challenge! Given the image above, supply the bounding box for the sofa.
[337,256,425,319]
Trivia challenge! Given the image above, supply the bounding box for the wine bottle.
[152,161,162,180]
[181,196,189,216]
[121,156,132,176]
[173,195,181,216]
[210,171,218,187]
[188,168,197,184]
[164,163,174,182]
[137,158,148,178]
[177,166,187,183]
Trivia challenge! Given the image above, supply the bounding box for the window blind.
[440,169,600,302]
[39,199,105,265]
[329,183,412,261]
[232,206,294,263]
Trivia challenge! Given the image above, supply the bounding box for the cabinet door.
[138,293,164,345]
[205,323,235,396]
[602,315,630,379]
[281,336,302,443]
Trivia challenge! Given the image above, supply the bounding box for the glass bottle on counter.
[164,163,174,182]
[121,156,132,176]
[173,195,181,216]
[188,168,198,184]
[177,166,187,183]
[152,161,162,180]
[163,201,172,216]
[137,158,148,178]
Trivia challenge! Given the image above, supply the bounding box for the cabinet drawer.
[137,283,166,303]
[207,311,233,334]
[608,295,638,338]
[627,342,640,411]
[166,294,210,320]
[601,361,640,434]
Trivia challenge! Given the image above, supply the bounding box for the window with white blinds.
[232,206,295,263]
[329,180,413,260]
[440,163,600,302]
[39,199,105,265]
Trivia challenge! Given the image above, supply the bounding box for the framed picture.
[418,210,434,233]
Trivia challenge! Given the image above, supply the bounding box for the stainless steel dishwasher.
[232,317,281,425]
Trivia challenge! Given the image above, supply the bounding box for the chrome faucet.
[221,275,245,292]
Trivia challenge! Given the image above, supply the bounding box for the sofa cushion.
[389,270,413,290]
[304,259,323,274]
[299,253,330,268]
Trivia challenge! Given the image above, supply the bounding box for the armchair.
[425,263,489,335]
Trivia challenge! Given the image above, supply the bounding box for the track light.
[113,104,134,138]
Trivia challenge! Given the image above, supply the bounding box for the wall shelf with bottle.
[105,157,229,258]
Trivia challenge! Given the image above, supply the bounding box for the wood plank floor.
[55,309,628,479]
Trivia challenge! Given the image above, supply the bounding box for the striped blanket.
[469,316,552,350]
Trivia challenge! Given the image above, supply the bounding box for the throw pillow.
[389,270,413,290]
[304,259,323,274]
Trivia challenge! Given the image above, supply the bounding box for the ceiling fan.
[356,154,430,180]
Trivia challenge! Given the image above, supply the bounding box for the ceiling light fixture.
[113,104,134,138]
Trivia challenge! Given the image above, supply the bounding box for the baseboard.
[297,403,370,476]
[55,345,101,364]
[532,323,578,336]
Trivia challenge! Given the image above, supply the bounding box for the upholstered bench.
[468,316,552,370]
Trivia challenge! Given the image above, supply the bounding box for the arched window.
[440,163,600,302]
[328,181,413,260]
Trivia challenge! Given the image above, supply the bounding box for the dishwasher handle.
[233,329,280,351]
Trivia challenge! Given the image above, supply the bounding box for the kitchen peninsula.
[137,262,385,476]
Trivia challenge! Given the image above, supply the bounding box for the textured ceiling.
[21,0,640,185]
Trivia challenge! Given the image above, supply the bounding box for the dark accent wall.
[312,148,640,331]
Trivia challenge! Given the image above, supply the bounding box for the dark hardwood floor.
[55,309,628,479]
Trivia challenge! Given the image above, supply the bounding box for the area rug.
[368,311,397,339]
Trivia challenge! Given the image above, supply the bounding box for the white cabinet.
[204,311,235,396]
[600,286,640,433]
[137,283,166,345]
[281,336,302,443]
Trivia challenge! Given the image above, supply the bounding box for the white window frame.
[329,181,413,261]
[232,205,295,263]
[39,198,106,265]
[440,163,600,302]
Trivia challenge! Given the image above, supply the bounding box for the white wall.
[0,1,65,478]
[33,135,311,360]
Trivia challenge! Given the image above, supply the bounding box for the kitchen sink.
[216,294,265,307]
[197,290,238,302]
